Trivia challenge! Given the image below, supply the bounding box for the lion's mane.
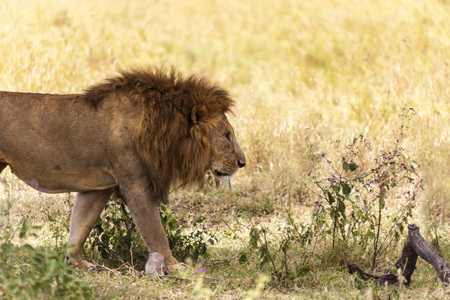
[84,68,234,203]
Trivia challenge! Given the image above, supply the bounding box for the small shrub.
[88,201,148,269]
[160,205,217,262]
[308,108,421,266]
[87,201,217,269]
[0,219,91,299]
[239,217,314,285]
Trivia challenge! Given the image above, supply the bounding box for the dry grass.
[1,0,449,298]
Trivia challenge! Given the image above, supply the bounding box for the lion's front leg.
[127,197,178,274]
[119,182,178,275]
[66,189,112,270]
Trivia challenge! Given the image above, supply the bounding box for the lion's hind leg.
[66,189,112,270]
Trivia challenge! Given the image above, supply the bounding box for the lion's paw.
[168,262,187,271]
[65,256,97,271]
[145,252,169,277]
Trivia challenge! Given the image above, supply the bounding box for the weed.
[308,108,422,267]
[86,202,217,270]
[161,205,217,262]
[239,217,314,287]
[0,219,91,299]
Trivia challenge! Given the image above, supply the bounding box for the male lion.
[0,68,246,275]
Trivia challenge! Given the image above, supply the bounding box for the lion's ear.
[191,105,209,127]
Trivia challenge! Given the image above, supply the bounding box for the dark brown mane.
[84,68,235,203]
[84,68,233,113]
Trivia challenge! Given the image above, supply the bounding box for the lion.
[0,68,246,275]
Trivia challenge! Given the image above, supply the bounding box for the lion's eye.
[226,133,231,142]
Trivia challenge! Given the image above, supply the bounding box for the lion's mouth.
[213,170,228,177]
[212,169,238,177]
[212,170,237,193]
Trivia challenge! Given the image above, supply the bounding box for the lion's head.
[84,68,245,203]
[208,112,246,178]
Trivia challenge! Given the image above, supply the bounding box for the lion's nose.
[238,160,246,168]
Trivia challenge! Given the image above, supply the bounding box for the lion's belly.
[8,164,117,193]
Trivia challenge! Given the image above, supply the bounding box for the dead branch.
[348,224,450,286]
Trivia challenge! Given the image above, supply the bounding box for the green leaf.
[343,159,358,171]
[392,266,398,276]
[327,191,335,205]
[19,219,30,239]
[337,200,346,215]
[343,161,349,171]
[341,182,351,197]
[239,253,248,264]
[348,163,358,171]
[249,228,260,249]
[331,184,340,194]
[22,244,34,252]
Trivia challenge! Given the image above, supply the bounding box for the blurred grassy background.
[0,0,449,298]
[2,0,447,219]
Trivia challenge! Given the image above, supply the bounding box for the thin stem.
[373,183,386,268]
